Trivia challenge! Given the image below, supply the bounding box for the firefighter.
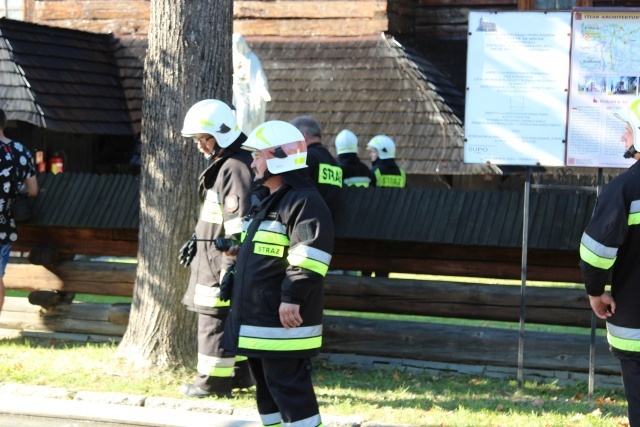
[289,115,342,215]
[177,99,254,398]
[367,135,406,188]
[334,129,373,187]
[580,95,640,426]
[221,120,333,427]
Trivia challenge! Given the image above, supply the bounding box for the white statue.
[233,33,271,135]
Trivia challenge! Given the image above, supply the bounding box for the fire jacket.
[182,136,254,315]
[337,153,373,187]
[306,142,342,214]
[222,176,334,359]
[580,160,640,358]
[371,158,406,188]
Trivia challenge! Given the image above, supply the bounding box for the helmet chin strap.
[253,168,273,186]
[624,146,638,159]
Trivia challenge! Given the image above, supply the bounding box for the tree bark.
[117,0,234,368]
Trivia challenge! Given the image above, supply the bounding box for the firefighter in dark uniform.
[580,95,640,426]
[367,135,406,188]
[178,99,254,398]
[334,129,373,187]
[289,115,342,215]
[221,120,334,427]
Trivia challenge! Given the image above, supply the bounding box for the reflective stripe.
[579,232,617,269]
[254,243,285,257]
[259,220,287,234]
[318,163,343,187]
[629,200,640,225]
[374,169,406,188]
[344,176,371,187]
[287,244,331,276]
[254,230,290,246]
[261,412,283,427]
[607,323,640,352]
[197,353,236,377]
[284,414,323,427]
[235,355,248,362]
[193,284,230,308]
[224,217,244,235]
[200,190,223,224]
[239,324,323,352]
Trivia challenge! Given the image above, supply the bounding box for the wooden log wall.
[0,296,619,375]
[4,259,600,328]
[30,1,388,37]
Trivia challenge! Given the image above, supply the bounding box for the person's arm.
[23,175,37,197]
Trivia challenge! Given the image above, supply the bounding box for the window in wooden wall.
[0,0,24,20]
[518,0,593,9]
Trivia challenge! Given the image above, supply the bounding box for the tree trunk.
[117,0,234,368]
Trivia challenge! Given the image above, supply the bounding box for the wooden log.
[234,1,386,19]
[0,297,127,336]
[322,315,620,375]
[234,18,388,37]
[5,259,136,297]
[323,275,602,328]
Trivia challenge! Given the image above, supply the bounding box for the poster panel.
[566,8,640,168]
[464,11,571,166]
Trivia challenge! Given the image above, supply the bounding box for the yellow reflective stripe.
[239,335,322,352]
[287,244,331,276]
[629,212,640,226]
[344,176,371,187]
[197,353,236,377]
[235,355,248,362]
[318,163,343,187]
[608,325,640,352]
[193,284,230,308]
[254,230,290,246]
[254,243,285,257]
[580,243,616,270]
[241,231,247,243]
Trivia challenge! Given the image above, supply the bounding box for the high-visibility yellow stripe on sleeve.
[579,233,617,270]
[287,244,331,276]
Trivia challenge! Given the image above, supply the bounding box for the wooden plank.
[322,316,619,375]
[234,19,388,37]
[4,260,136,297]
[234,1,386,19]
[323,275,598,328]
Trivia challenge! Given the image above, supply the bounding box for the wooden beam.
[234,18,388,37]
[322,316,619,375]
[235,1,387,19]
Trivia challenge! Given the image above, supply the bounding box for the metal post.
[518,167,531,388]
[588,168,604,400]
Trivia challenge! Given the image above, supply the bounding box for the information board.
[464,11,571,166]
[566,8,640,168]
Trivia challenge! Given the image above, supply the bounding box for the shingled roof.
[0,18,134,135]
[249,35,498,175]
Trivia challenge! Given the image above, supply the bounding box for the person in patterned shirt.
[0,108,37,312]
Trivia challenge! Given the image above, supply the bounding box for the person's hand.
[279,302,302,329]
[589,292,616,319]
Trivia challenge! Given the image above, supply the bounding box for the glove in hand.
[219,262,235,302]
[179,234,197,267]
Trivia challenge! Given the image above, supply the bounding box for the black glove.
[179,233,197,267]
[219,262,235,302]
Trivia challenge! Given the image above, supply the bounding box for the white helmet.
[243,120,308,174]
[615,95,640,157]
[335,129,358,154]
[367,135,396,160]
[181,99,241,148]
